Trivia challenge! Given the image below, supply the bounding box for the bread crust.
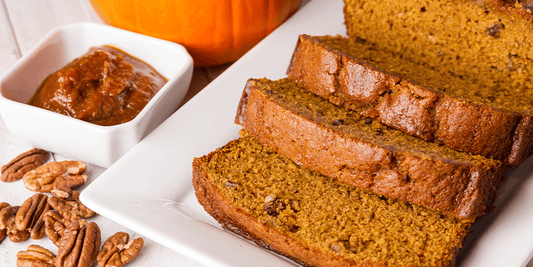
[286,34,533,166]
[235,78,503,221]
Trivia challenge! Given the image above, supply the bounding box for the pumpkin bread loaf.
[287,34,533,166]
[192,135,471,267]
[235,78,503,221]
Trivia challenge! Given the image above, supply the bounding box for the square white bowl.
[0,22,193,168]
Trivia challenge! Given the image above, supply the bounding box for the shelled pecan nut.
[44,210,87,246]
[1,148,49,182]
[15,194,51,233]
[56,221,101,267]
[0,205,30,243]
[43,210,65,246]
[23,161,88,192]
[48,187,96,220]
[16,193,52,239]
[97,232,144,267]
[16,244,56,267]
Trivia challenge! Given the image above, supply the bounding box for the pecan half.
[1,148,49,182]
[44,210,87,246]
[97,232,144,267]
[0,205,30,242]
[23,161,88,192]
[48,187,96,220]
[56,221,101,267]
[16,244,56,267]
[16,193,52,240]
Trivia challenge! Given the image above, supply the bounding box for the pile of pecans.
[1,148,144,267]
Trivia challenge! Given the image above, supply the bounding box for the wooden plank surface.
[5,0,100,53]
[0,1,19,74]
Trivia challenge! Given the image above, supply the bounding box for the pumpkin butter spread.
[193,135,470,267]
[29,45,167,126]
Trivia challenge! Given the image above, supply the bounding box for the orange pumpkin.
[90,0,303,66]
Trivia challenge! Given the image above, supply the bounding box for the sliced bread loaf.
[193,135,471,267]
[287,34,533,166]
[235,78,503,221]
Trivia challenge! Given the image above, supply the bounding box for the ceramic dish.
[0,22,193,168]
[80,0,533,266]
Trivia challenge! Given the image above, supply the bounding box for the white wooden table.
[1,1,533,267]
[0,0,228,266]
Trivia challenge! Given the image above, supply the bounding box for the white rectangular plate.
[80,0,533,266]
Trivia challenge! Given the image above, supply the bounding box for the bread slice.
[235,78,503,221]
[192,135,471,267]
[343,0,533,90]
[287,34,533,166]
